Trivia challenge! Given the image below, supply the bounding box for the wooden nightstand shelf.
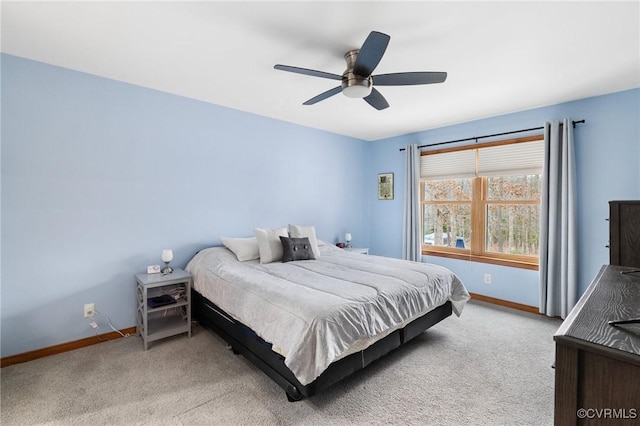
[136,269,191,350]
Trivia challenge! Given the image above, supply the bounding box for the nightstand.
[343,247,369,255]
[136,268,191,350]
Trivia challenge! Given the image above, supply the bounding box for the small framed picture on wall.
[378,173,394,200]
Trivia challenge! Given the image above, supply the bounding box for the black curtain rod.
[399,119,585,151]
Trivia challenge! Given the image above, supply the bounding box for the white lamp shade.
[161,249,173,263]
[345,233,352,242]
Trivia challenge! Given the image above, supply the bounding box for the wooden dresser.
[554,265,640,425]
[609,200,640,267]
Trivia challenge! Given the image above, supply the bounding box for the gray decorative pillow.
[280,236,316,262]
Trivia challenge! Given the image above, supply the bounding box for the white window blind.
[421,139,544,180]
[420,149,476,180]
[478,140,544,176]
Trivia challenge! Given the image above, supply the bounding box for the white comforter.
[186,244,469,385]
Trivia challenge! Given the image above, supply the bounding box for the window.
[420,135,543,270]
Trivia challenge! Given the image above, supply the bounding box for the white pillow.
[288,224,321,258]
[254,227,289,264]
[220,236,260,261]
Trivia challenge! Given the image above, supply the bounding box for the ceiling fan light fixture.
[341,72,372,98]
[274,31,447,109]
[342,83,372,98]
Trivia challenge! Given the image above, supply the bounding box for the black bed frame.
[192,289,452,401]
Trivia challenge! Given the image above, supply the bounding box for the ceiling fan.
[274,31,447,110]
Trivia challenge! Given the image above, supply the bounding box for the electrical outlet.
[484,273,492,284]
[84,303,95,318]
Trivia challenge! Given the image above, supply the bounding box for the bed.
[186,231,469,401]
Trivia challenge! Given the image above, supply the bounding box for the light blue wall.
[2,52,638,358]
[1,54,369,357]
[368,88,640,307]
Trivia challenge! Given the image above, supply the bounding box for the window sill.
[421,249,539,271]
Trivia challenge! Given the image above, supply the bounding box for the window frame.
[420,135,543,271]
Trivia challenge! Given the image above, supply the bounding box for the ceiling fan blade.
[353,31,390,77]
[274,64,342,81]
[303,86,343,105]
[363,88,389,110]
[373,72,447,86]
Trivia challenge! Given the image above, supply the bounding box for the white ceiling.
[2,1,639,141]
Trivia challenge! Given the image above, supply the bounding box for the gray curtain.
[403,144,421,261]
[539,119,578,318]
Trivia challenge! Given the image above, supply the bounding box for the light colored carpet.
[1,300,561,425]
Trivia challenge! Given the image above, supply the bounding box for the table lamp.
[161,249,174,274]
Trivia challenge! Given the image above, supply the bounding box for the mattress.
[186,243,469,385]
